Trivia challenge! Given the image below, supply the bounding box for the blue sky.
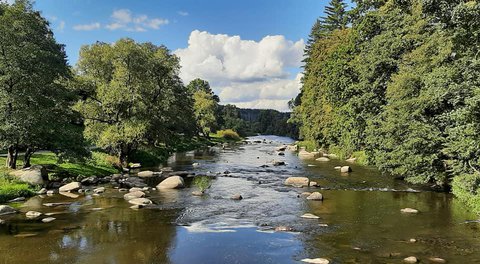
[30,0,329,111]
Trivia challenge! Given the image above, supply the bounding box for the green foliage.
[452,174,480,215]
[0,0,87,169]
[291,0,480,200]
[0,172,34,203]
[216,129,241,141]
[75,39,196,166]
[193,176,211,192]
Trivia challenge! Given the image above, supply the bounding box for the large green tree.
[75,38,195,166]
[0,0,86,169]
[187,78,219,138]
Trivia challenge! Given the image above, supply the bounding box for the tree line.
[290,0,480,211]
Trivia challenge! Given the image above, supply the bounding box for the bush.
[452,173,480,215]
[217,129,241,141]
[298,140,317,152]
[193,176,211,192]
[0,173,34,203]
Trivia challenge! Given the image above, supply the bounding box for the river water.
[0,135,479,263]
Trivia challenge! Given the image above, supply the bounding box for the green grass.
[297,140,317,152]
[0,172,35,203]
[0,151,119,180]
[452,174,480,215]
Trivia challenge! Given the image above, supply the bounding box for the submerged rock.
[306,192,323,201]
[285,177,310,187]
[156,176,185,189]
[301,258,329,264]
[0,205,17,216]
[401,208,419,214]
[59,182,81,192]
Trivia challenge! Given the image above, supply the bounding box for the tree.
[187,79,218,138]
[0,0,86,169]
[321,0,349,32]
[75,38,195,167]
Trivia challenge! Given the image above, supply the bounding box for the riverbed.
[0,135,479,263]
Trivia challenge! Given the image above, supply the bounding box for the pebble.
[25,211,42,219]
[401,208,419,214]
[428,257,446,263]
[403,256,418,263]
[42,217,56,223]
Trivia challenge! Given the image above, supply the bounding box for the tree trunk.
[23,147,34,168]
[119,144,130,168]
[5,145,17,169]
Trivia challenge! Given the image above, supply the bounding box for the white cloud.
[73,22,100,31]
[174,30,304,111]
[178,11,189,16]
[106,9,168,32]
[57,21,65,32]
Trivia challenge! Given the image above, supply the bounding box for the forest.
[290,0,480,212]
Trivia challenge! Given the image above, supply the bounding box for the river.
[0,135,479,263]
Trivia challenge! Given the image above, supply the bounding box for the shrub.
[217,129,241,141]
[193,176,211,192]
[452,173,480,215]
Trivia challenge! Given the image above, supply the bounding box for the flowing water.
[0,135,479,264]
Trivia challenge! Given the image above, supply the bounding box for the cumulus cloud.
[106,9,169,32]
[175,30,304,111]
[73,22,101,31]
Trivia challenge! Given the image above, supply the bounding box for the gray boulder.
[307,192,323,201]
[10,165,47,185]
[0,205,17,216]
[285,177,310,187]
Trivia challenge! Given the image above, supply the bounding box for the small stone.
[309,181,319,187]
[46,190,57,195]
[156,176,185,189]
[300,192,312,197]
[137,170,154,177]
[129,187,143,192]
[403,256,418,263]
[340,166,352,173]
[59,182,81,192]
[42,217,56,223]
[319,224,329,227]
[192,162,200,167]
[301,213,320,219]
[0,205,17,216]
[25,211,42,219]
[128,198,152,206]
[192,191,204,196]
[428,257,446,263]
[409,238,417,243]
[334,166,341,170]
[118,188,128,192]
[401,208,419,214]
[307,192,323,201]
[278,152,285,156]
[231,194,243,200]
[285,177,310,187]
[37,188,47,195]
[142,187,150,191]
[274,226,292,232]
[315,157,330,162]
[301,258,329,264]
[273,161,286,166]
[124,191,145,201]
[93,187,105,194]
[130,163,141,169]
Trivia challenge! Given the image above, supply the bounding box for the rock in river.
[301,258,329,264]
[93,187,105,194]
[42,217,56,223]
[315,157,330,162]
[301,213,320,219]
[124,191,145,201]
[403,256,418,263]
[128,198,152,206]
[137,170,155,177]
[340,166,352,173]
[428,257,446,263]
[285,177,310,187]
[59,182,81,192]
[0,205,17,216]
[401,208,419,214]
[231,194,243,200]
[156,176,185,189]
[306,192,323,201]
[26,211,42,219]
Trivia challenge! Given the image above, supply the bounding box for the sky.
[7,0,329,111]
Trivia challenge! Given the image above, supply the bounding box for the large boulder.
[10,165,47,185]
[0,205,17,216]
[59,182,81,192]
[156,176,185,189]
[285,177,310,187]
